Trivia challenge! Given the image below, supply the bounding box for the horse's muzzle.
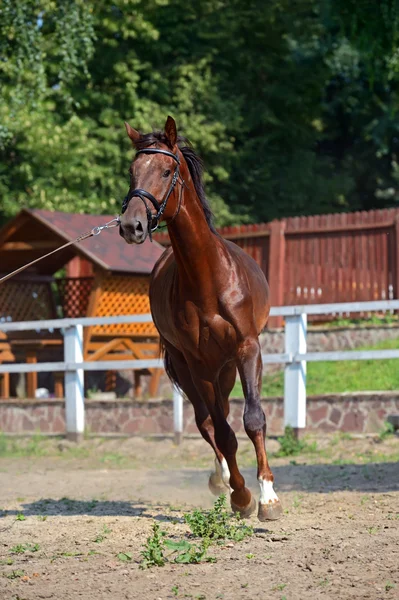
[119,217,147,244]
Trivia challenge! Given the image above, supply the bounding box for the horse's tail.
[160,338,181,391]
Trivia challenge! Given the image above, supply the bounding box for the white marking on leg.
[258,478,279,505]
[213,457,232,493]
[220,458,232,491]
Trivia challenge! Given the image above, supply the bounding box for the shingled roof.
[0,209,164,275]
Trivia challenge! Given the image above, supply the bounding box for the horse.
[119,116,282,521]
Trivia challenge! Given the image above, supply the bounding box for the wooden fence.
[155,207,399,326]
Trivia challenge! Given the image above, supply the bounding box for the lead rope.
[0,217,120,286]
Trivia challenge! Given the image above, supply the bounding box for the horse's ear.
[124,122,141,144]
[164,116,177,148]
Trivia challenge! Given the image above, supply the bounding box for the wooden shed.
[0,209,164,399]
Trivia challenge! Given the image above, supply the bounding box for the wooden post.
[148,369,162,398]
[284,313,307,436]
[134,371,143,399]
[26,351,38,398]
[0,373,10,399]
[64,325,84,442]
[54,373,64,398]
[268,219,286,328]
[105,370,116,391]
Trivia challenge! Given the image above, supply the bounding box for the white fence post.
[64,325,84,442]
[173,386,184,445]
[284,313,307,435]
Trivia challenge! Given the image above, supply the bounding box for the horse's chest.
[176,303,236,360]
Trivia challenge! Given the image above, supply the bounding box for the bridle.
[121,147,184,241]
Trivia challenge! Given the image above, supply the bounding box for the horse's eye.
[163,169,171,178]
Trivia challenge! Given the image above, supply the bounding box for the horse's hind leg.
[164,346,230,495]
[237,337,283,521]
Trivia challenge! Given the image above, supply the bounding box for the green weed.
[139,522,166,568]
[164,538,216,564]
[139,518,218,569]
[274,426,316,457]
[184,494,253,541]
[379,421,395,441]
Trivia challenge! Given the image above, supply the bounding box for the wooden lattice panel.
[0,281,55,322]
[92,275,157,336]
[55,277,94,318]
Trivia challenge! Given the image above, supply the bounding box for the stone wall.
[1,392,398,436]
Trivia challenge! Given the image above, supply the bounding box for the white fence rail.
[1,300,399,441]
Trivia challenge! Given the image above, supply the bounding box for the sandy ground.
[0,434,398,600]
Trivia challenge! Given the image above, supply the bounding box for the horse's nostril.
[135,220,144,233]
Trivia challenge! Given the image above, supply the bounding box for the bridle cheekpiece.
[121,147,181,241]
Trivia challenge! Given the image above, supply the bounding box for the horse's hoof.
[208,473,229,496]
[231,494,257,519]
[258,500,283,521]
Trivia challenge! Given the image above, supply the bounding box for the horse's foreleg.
[237,338,283,521]
[188,371,255,517]
[164,347,229,494]
[211,402,256,517]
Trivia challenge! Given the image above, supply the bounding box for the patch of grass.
[233,337,399,396]
[246,553,255,560]
[10,543,40,554]
[272,583,287,591]
[94,524,111,543]
[385,581,396,592]
[184,495,253,542]
[292,494,303,509]
[117,552,133,562]
[15,513,26,521]
[100,452,126,466]
[0,433,48,458]
[37,515,47,521]
[366,526,379,535]
[5,569,25,579]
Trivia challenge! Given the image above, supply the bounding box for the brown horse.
[119,116,282,521]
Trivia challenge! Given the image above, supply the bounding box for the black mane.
[134,131,216,233]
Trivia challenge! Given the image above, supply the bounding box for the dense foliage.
[1,0,399,226]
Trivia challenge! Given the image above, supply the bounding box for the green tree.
[2,0,399,228]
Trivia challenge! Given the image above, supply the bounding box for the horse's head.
[119,116,180,244]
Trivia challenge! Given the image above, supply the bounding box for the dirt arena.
[0,433,398,600]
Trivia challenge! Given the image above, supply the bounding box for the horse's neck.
[167,192,220,291]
